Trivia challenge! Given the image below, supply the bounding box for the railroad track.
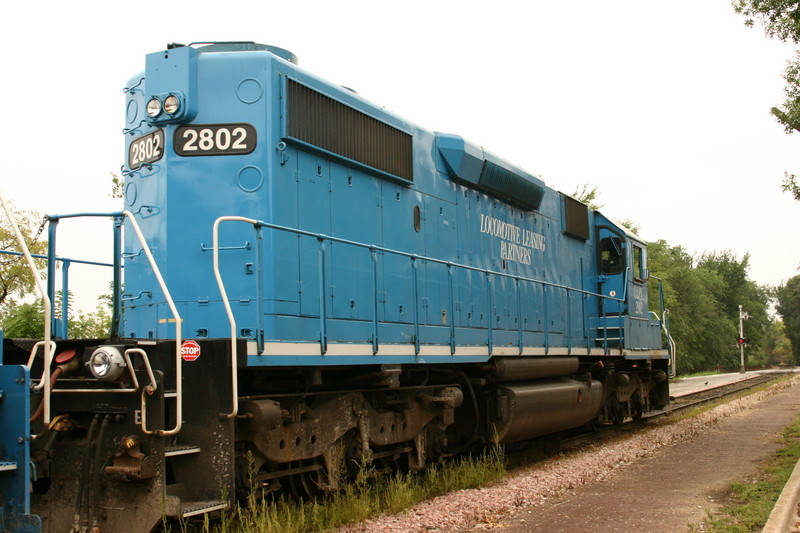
[664,371,792,416]
[505,371,793,467]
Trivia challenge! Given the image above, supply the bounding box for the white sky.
[2,0,799,310]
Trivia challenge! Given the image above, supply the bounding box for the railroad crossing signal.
[738,305,748,374]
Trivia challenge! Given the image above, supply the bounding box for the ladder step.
[181,500,228,518]
[165,445,201,457]
[0,461,17,472]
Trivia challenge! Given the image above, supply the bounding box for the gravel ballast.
[338,377,800,533]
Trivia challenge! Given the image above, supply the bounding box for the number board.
[174,123,257,156]
[128,130,164,170]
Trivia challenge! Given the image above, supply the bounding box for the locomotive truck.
[0,42,672,532]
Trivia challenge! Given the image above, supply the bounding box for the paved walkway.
[474,380,800,532]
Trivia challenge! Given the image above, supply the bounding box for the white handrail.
[212,216,252,419]
[0,190,53,423]
[663,309,677,377]
[122,210,183,436]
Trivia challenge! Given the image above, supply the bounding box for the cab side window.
[600,237,624,275]
[632,244,645,280]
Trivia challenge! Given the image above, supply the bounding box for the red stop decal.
[181,340,201,361]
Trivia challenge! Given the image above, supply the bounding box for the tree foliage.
[0,202,47,306]
[571,184,604,211]
[734,0,800,196]
[0,292,111,339]
[648,242,771,373]
[776,275,800,363]
[733,0,800,44]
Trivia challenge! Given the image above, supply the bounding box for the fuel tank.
[493,377,602,444]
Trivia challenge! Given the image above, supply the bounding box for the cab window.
[600,237,624,275]
[632,245,645,280]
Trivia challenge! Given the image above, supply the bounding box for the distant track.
[505,371,791,467]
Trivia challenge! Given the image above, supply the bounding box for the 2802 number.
[128,130,164,170]
[174,123,257,156]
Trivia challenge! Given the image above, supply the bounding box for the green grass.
[174,446,506,533]
[690,412,800,532]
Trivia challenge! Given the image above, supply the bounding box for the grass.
[173,446,506,533]
[689,411,800,532]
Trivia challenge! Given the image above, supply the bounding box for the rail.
[29,210,184,436]
[211,216,668,359]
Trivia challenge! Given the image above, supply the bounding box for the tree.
[776,275,800,363]
[571,184,604,211]
[0,202,47,306]
[734,0,800,197]
[0,292,111,339]
[733,1,800,43]
[647,242,771,373]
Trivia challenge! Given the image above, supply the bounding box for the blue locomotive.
[0,42,672,532]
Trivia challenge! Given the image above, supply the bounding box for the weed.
[178,446,506,533]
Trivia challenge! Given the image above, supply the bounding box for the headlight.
[164,95,180,115]
[89,346,126,382]
[146,98,162,117]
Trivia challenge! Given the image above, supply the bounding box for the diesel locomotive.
[0,42,672,532]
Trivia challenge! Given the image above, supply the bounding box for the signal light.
[736,337,750,346]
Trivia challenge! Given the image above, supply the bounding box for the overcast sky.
[2,0,799,310]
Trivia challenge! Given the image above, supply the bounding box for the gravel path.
[337,377,800,533]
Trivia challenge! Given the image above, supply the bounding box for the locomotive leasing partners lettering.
[479,214,545,266]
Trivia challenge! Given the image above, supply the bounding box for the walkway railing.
[211,216,666,359]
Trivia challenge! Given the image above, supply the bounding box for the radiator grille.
[479,161,544,211]
[286,79,413,182]
[563,194,590,240]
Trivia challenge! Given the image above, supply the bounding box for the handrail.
[27,341,57,392]
[211,216,248,420]
[664,309,677,377]
[121,210,183,436]
[35,209,183,436]
[0,190,53,424]
[212,216,638,357]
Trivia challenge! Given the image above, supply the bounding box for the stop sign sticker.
[181,340,201,362]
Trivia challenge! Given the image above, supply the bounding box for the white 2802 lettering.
[128,130,164,170]
[174,123,257,157]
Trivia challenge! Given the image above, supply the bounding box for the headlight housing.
[164,95,180,115]
[88,346,126,382]
[146,98,162,118]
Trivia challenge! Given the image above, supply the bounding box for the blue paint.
[120,44,669,364]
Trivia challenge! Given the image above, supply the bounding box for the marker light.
[164,95,180,115]
[146,98,162,117]
[88,346,126,382]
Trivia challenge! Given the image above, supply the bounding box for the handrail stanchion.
[318,237,328,355]
[0,191,53,424]
[122,210,183,436]
[371,249,379,355]
[212,216,259,420]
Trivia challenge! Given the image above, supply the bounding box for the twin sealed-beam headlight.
[146,94,181,118]
[88,346,126,382]
[164,95,180,114]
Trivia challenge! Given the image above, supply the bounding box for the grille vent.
[479,161,544,211]
[563,195,590,240]
[286,79,413,182]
